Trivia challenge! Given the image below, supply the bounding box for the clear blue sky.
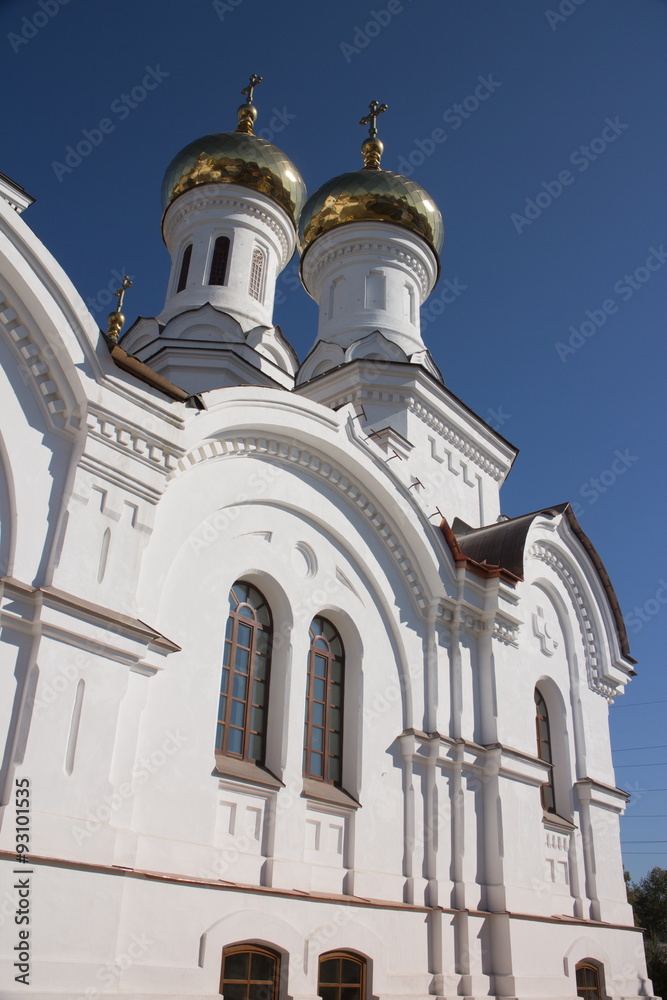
[1,0,666,882]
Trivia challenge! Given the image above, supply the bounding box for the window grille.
[216,582,272,763]
[576,963,602,1000]
[318,953,365,1000]
[220,946,279,1000]
[249,246,265,300]
[303,617,344,784]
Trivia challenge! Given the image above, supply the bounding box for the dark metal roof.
[440,504,634,663]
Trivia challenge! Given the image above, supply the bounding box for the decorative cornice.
[302,237,432,299]
[0,294,79,434]
[321,386,506,482]
[408,397,506,481]
[162,189,293,267]
[87,406,181,475]
[493,618,520,646]
[435,602,520,645]
[529,542,617,699]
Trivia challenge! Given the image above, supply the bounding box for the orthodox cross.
[241,73,263,103]
[359,99,388,138]
[114,275,133,312]
[106,275,133,341]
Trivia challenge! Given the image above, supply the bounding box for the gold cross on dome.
[241,73,263,104]
[114,275,133,312]
[359,99,388,138]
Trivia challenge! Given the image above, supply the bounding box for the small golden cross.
[241,73,263,103]
[359,100,388,138]
[114,275,133,312]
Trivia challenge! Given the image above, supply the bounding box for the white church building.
[0,79,656,1000]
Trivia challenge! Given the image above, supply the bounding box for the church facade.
[0,81,655,1000]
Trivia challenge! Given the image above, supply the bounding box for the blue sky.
[1,0,666,882]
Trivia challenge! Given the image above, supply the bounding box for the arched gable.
[525,513,634,700]
[143,389,457,619]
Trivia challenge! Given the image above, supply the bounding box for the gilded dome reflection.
[161,132,306,225]
[298,169,444,254]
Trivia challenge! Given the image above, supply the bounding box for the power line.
[622,815,667,819]
[612,700,667,708]
[623,841,667,844]
[616,762,667,768]
[624,852,667,855]
[614,744,667,752]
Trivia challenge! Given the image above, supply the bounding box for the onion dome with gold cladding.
[298,100,444,256]
[161,74,306,226]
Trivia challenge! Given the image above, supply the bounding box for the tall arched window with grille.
[535,687,556,812]
[176,243,192,292]
[303,617,344,785]
[208,236,230,285]
[220,945,279,1000]
[318,952,366,1000]
[248,246,265,301]
[216,582,272,763]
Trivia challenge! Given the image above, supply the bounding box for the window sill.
[542,809,576,830]
[214,755,283,790]
[302,778,360,810]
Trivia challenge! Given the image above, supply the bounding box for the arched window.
[318,952,365,1000]
[249,246,265,301]
[216,582,272,763]
[209,236,230,285]
[303,617,344,784]
[576,962,602,1000]
[535,688,556,812]
[176,243,192,292]
[220,945,279,1000]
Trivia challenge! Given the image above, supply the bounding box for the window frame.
[216,581,273,764]
[317,951,366,1000]
[219,944,280,1000]
[303,617,345,786]
[575,961,603,1000]
[534,687,556,812]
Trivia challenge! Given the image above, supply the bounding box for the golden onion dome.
[161,76,306,225]
[299,101,443,256]
[298,168,444,255]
